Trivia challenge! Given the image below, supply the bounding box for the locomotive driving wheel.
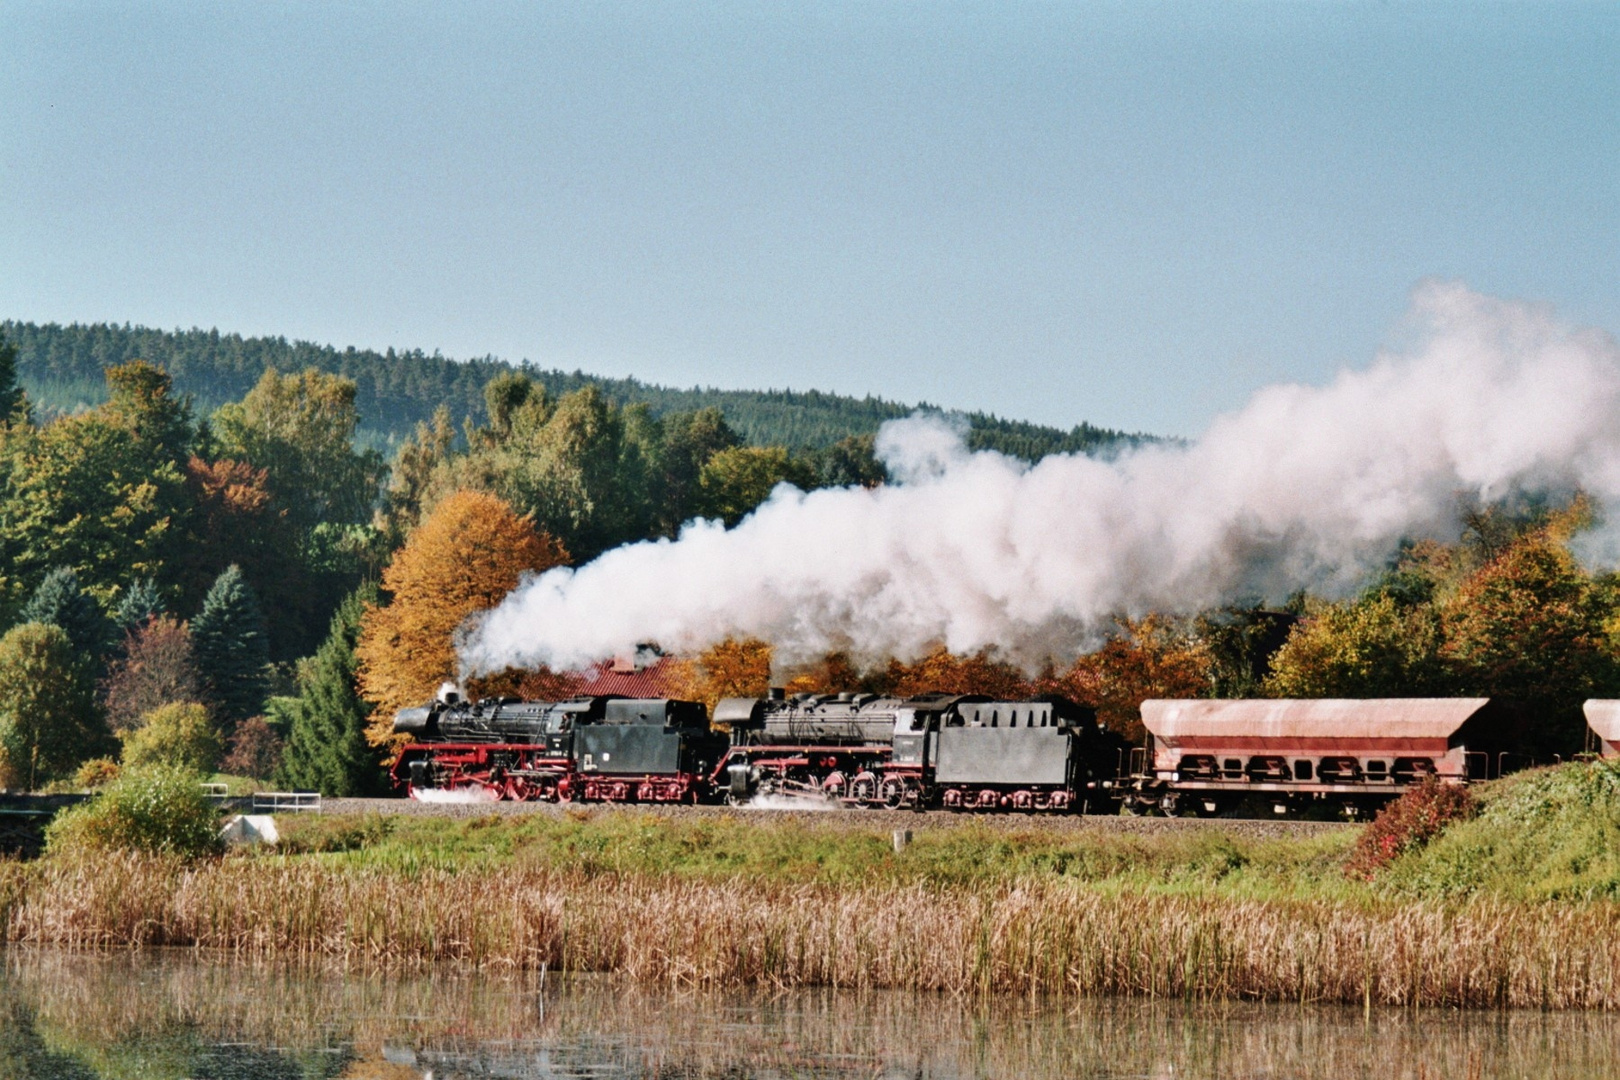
[850,772,879,806]
[821,771,849,801]
[879,777,906,808]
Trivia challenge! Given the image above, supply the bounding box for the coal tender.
[715,690,1123,810]
[391,690,725,803]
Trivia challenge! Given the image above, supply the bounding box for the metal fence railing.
[251,792,322,813]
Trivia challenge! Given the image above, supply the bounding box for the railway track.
[315,796,1353,838]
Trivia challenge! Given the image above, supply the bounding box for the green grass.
[273,810,1365,901]
[268,759,1620,907]
[1385,758,1620,901]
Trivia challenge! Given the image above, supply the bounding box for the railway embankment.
[316,795,1354,840]
[1,759,1616,1008]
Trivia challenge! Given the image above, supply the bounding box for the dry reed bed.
[2,853,1617,1009]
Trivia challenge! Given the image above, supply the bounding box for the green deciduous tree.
[212,368,386,533]
[45,763,222,859]
[1264,593,1446,699]
[815,433,887,489]
[0,361,194,609]
[377,405,457,545]
[276,583,387,795]
[696,445,819,527]
[191,565,270,731]
[425,381,654,561]
[649,407,741,535]
[0,622,109,789]
[119,701,221,773]
[1440,530,1618,755]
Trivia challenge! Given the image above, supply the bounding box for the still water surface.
[0,949,1616,1079]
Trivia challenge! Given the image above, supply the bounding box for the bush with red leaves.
[221,716,284,780]
[1347,776,1477,880]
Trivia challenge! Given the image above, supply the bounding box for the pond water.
[0,949,1616,1079]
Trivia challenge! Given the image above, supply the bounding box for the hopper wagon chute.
[1131,698,1533,817]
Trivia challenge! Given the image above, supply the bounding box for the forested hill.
[3,321,1150,459]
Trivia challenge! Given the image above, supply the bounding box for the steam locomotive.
[392,688,1125,811]
[392,690,1580,815]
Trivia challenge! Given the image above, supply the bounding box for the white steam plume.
[460,283,1620,674]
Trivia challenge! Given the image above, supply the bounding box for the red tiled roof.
[565,655,681,698]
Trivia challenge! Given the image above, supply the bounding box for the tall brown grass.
[3,852,1619,1009]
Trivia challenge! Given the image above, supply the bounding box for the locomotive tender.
[391,690,1571,814]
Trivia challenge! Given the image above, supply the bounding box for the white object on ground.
[220,814,280,846]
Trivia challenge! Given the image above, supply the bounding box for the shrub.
[1347,776,1476,880]
[45,764,222,859]
[119,702,221,773]
[221,716,284,780]
[73,758,121,790]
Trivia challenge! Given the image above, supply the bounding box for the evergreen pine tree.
[191,565,270,731]
[19,567,113,672]
[0,329,20,421]
[275,583,386,795]
[113,577,165,635]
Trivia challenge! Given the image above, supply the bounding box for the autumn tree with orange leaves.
[356,491,568,747]
[1042,616,1211,743]
[884,647,1033,699]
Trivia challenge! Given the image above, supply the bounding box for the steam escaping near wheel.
[460,283,1620,674]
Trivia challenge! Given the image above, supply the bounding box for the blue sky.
[3,2,1615,437]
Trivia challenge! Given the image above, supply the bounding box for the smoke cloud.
[460,283,1620,674]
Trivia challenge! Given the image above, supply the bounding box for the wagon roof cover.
[1584,700,1620,742]
[1141,698,1493,742]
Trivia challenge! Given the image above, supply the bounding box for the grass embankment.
[3,760,1619,1008]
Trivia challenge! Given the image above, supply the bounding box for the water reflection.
[0,948,1615,1079]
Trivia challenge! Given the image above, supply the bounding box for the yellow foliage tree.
[885,647,1033,699]
[356,491,568,747]
[665,637,774,712]
[780,651,864,695]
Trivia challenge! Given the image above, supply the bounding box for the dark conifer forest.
[2,320,1147,458]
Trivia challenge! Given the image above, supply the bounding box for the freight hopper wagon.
[392,694,726,803]
[714,691,1121,811]
[1127,698,1534,817]
[1583,700,1620,758]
